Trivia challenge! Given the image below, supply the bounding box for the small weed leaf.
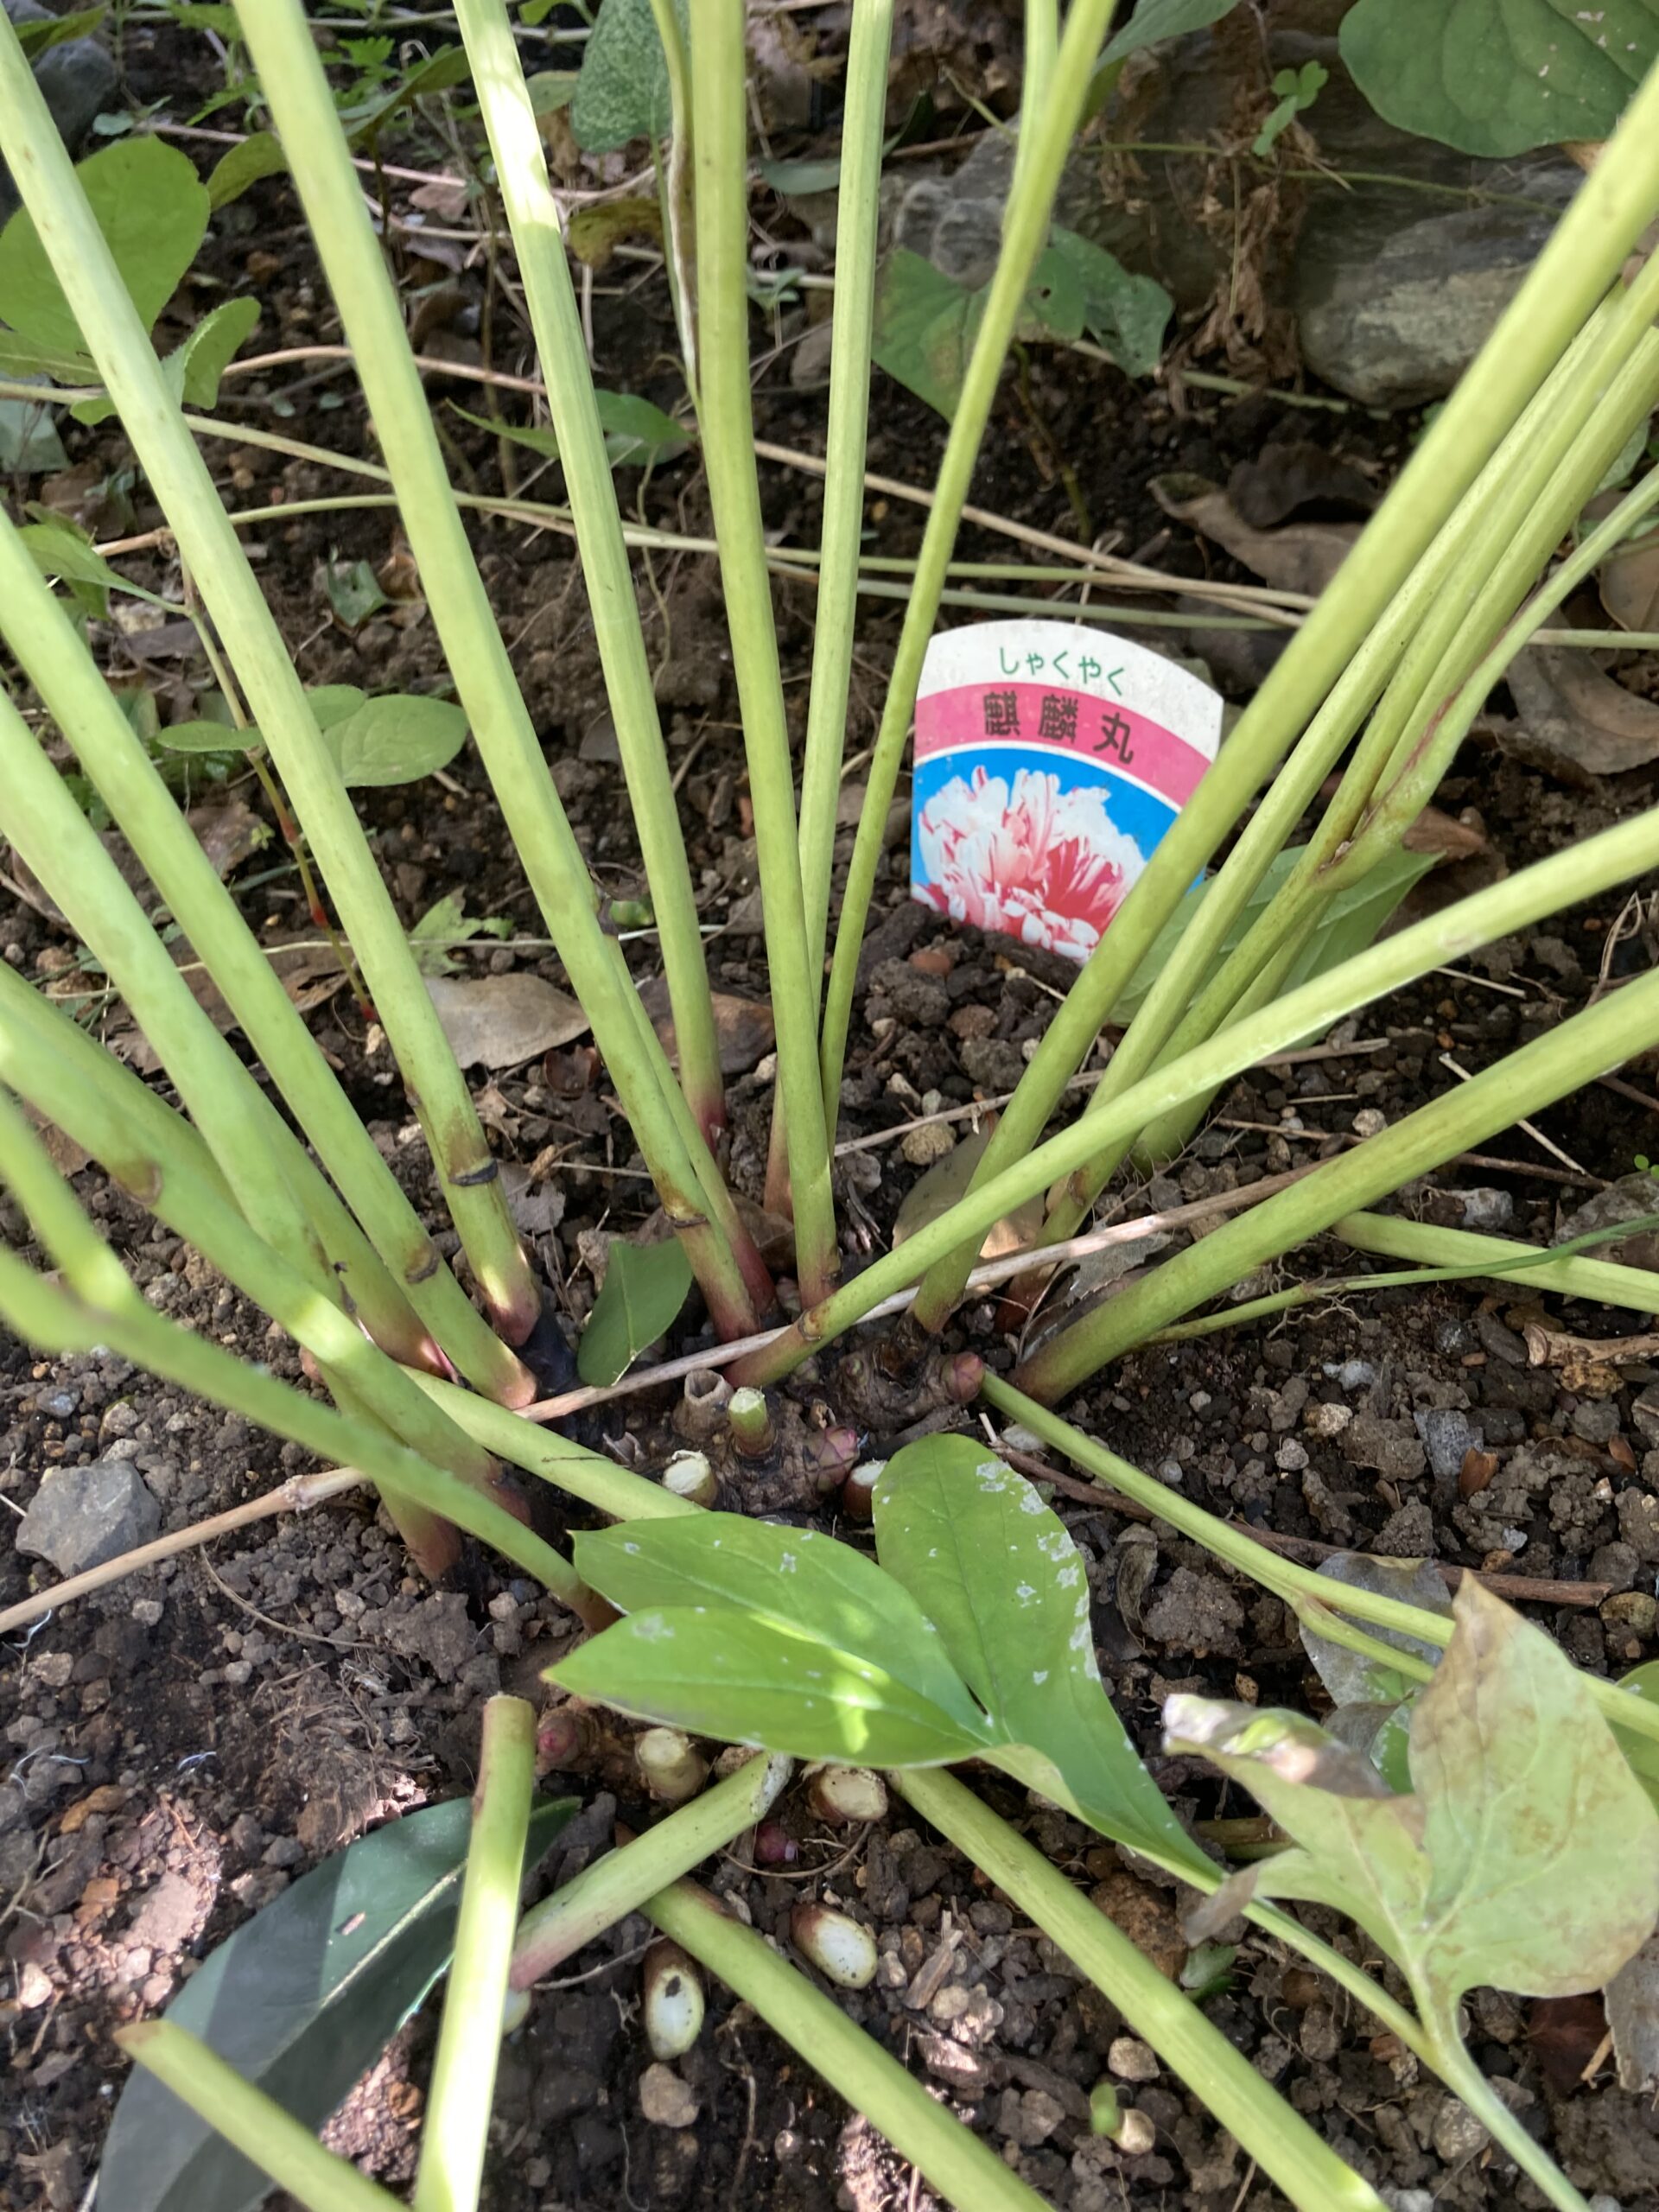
[1042,229,1172,379]
[73,296,261,428]
[13,5,108,60]
[453,392,687,470]
[320,695,470,788]
[408,892,512,977]
[16,515,123,615]
[871,249,985,421]
[576,1236,693,1385]
[553,1605,994,1765]
[1340,0,1659,158]
[206,132,289,209]
[98,1794,575,2212]
[1168,1580,1659,2017]
[0,139,208,356]
[570,0,680,152]
[1611,1659,1659,1814]
[572,1514,993,1737]
[321,558,388,630]
[873,1439,1207,1874]
[1101,0,1243,65]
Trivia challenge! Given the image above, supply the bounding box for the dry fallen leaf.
[424,972,588,1069]
[893,1121,1043,1260]
[1599,526,1659,634]
[639,977,775,1077]
[1503,645,1659,781]
[1153,472,1357,600]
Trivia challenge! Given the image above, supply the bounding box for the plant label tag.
[911,619,1223,961]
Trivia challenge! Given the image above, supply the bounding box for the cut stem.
[415,1695,537,2212]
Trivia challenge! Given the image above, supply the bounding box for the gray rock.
[1413,1407,1478,1482]
[16,1459,161,1576]
[1554,1175,1659,1274]
[1572,1399,1623,1446]
[1,2,119,220]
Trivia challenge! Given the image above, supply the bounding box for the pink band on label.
[915,683,1211,804]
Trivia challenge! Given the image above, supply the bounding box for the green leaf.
[1168,1580,1659,2017]
[207,132,289,210]
[570,0,674,151]
[16,516,121,616]
[874,1440,1206,1873]
[453,391,688,470]
[0,138,208,353]
[1611,1660,1659,1814]
[526,70,581,117]
[871,249,984,421]
[99,1794,575,2212]
[1108,843,1435,1026]
[155,721,251,756]
[0,328,97,382]
[1252,60,1328,156]
[0,397,67,474]
[551,1606,991,1765]
[321,556,388,628]
[341,45,475,140]
[73,296,261,428]
[572,1516,994,1738]
[306,683,369,731]
[1339,0,1659,158]
[1044,228,1171,378]
[409,891,512,976]
[13,5,107,61]
[320,695,471,788]
[757,156,844,195]
[1102,0,1243,64]
[576,1236,693,1384]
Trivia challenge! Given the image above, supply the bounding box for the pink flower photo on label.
[914,766,1144,960]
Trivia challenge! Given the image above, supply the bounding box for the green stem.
[1014,960,1659,1398]
[976,1376,1659,1751]
[893,1769,1386,2212]
[690,0,837,1302]
[906,63,1659,1323]
[415,1694,537,2212]
[645,0,698,405]
[510,1751,791,1986]
[116,2023,402,2212]
[1333,1211,1659,1311]
[232,0,762,1338]
[457,0,725,1149]
[0,1107,583,1600]
[412,1371,702,1524]
[817,0,1122,1126]
[0,685,438,1372]
[643,1874,1050,2212]
[1421,2010,1591,2212]
[0,514,533,1407]
[773,0,893,1215]
[1012,0,1060,203]
[733,799,1659,1384]
[0,11,539,1344]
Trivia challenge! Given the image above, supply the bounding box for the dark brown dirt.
[6,22,1659,2212]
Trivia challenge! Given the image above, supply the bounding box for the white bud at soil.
[661,1450,718,1508]
[839,1459,885,1520]
[805,1765,888,1826]
[500,1986,531,2037]
[642,1940,705,2061]
[635,1726,709,1804]
[790,1902,878,1989]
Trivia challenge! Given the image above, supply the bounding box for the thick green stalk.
[768,0,893,1215]
[412,1372,702,1524]
[0,516,533,1406]
[1015,961,1659,1397]
[0,1107,583,1599]
[116,2024,401,2212]
[0,685,437,1370]
[644,1874,1049,2212]
[645,0,697,402]
[690,0,837,1300]
[511,1751,791,1985]
[894,1770,1385,2212]
[1122,327,1659,1172]
[457,0,724,1147]
[415,1695,536,2212]
[231,0,764,1340]
[1012,0,1060,203]
[976,1376,1659,1751]
[733,800,1659,1382]
[0,16,538,1343]
[902,70,1659,1322]
[818,0,1122,1125]
[1334,1211,1659,1311]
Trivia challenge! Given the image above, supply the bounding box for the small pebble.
[1430,2094,1489,2164]
[639,2063,699,2128]
[1114,2108,1156,2155]
[130,1599,164,1627]
[1351,1108,1387,1137]
[1107,2037,1160,2083]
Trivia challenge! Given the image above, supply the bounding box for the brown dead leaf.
[1226,441,1377,531]
[639,977,775,1076]
[1599,527,1659,634]
[1402,804,1488,861]
[1503,645,1659,781]
[1153,473,1357,600]
[893,1121,1043,1260]
[425,973,588,1070]
[410,176,471,220]
[188,794,264,878]
[1529,1993,1610,2097]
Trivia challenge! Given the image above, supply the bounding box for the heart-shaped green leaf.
[0,138,208,354]
[551,1605,990,1765]
[569,0,677,150]
[320,696,470,788]
[98,1794,574,2212]
[874,1439,1205,1872]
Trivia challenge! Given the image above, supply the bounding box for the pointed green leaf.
[0,327,96,380]
[874,1439,1205,1872]
[0,138,208,353]
[1045,228,1171,379]
[14,5,108,60]
[98,1794,574,2212]
[569,0,676,151]
[550,1606,989,1765]
[1102,0,1243,64]
[453,391,688,469]
[207,132,289,210]
[1340,0,1658,157]
[317,695,470,788]
[16,516,121,613]
[74,296,262,428]
[576,1237,692,1385]
[871,249,982,421]
[573,1516,992,1738]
